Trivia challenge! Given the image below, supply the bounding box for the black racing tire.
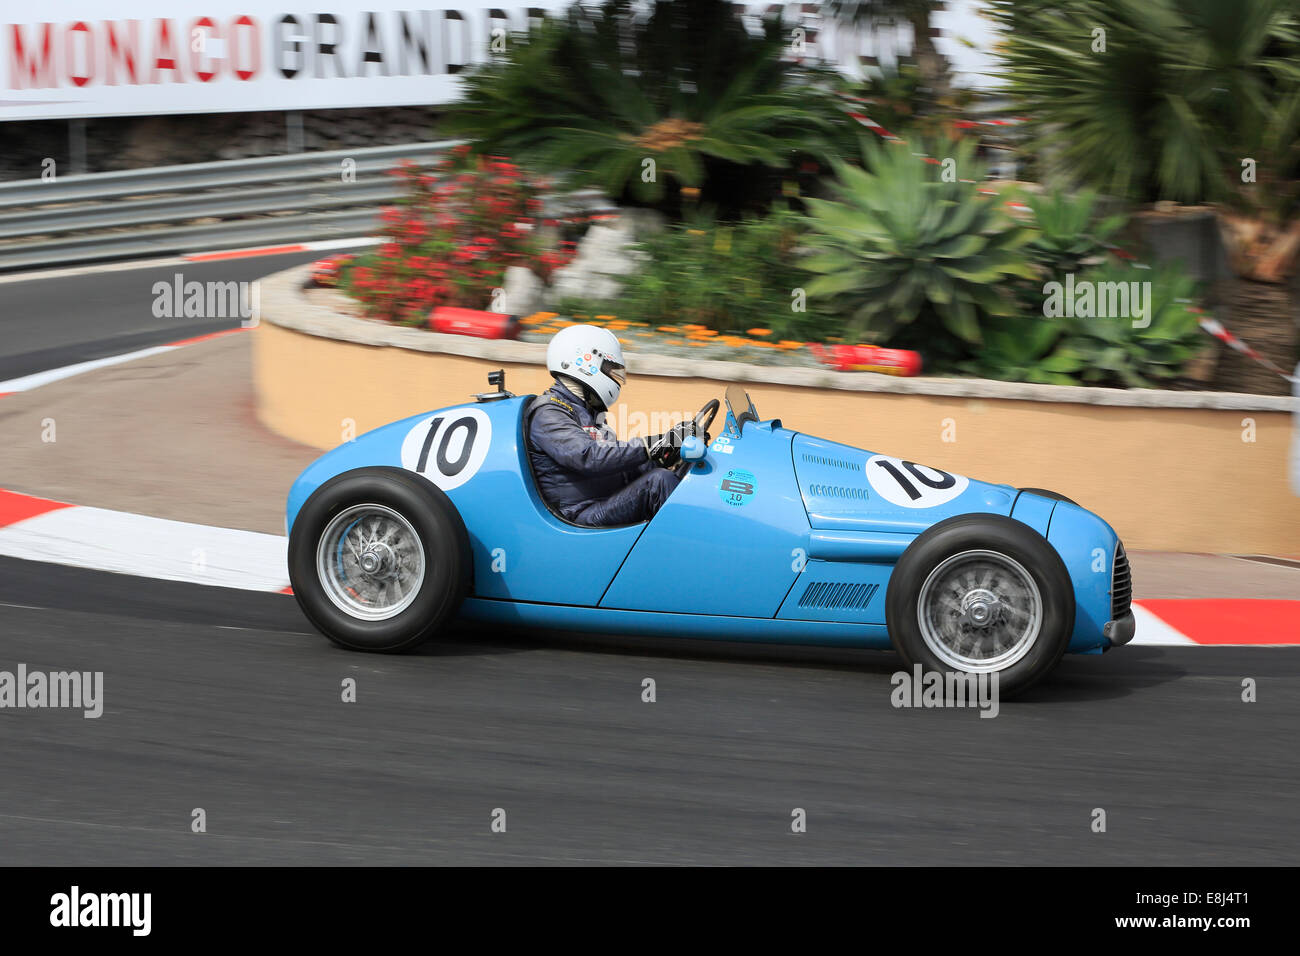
[886,514,1075,697]
[288,466,472,653]
[1019,487,1077,506]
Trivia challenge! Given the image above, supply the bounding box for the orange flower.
[688,329,718,338]
[747,328,773,337]
[657,325,680,333]
[681,323,707,331]
[777,340,804,350]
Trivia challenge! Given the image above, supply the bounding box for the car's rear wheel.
[886,514,1075,696]
[288,467,471,652]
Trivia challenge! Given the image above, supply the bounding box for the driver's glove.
[642,421,697,469]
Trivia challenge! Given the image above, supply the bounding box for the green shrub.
[556,208,828,339]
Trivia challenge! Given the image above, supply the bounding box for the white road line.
[0,256,185,285]
[304,237,379,251]
[0,344,177,393]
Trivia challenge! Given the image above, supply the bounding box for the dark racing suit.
[526,381,679,526]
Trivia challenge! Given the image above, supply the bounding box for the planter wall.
[255,265,1300,554]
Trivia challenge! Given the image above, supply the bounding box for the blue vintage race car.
[286,375,1134,694]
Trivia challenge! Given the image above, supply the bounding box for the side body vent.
[777,558,891,625]
[797,581,879,610]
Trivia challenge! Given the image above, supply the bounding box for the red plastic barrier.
[429,307,520,340]
[807,343,923,376]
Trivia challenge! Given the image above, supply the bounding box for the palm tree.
[994,0,1300,394]
[444,0,843,216]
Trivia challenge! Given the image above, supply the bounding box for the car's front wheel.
[886,514,1075,696]
[288,467,471,652]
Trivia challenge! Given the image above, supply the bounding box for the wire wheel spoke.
[917,550,1043,673]
[317,504,426,622]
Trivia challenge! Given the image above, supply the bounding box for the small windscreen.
[725,384,759,431]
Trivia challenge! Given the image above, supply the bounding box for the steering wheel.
[648,398,721,470]
[693,398,720,437]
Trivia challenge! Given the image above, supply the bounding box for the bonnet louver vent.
[807,484,869,500]
[802,454,862,471]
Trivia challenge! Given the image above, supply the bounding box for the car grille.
[1111,542,1132,618]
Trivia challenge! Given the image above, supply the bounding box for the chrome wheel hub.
[359,543,395,576]
[959,588,1001,628]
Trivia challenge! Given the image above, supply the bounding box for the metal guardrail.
[0,141,612,272]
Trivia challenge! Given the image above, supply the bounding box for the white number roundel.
[400,408,492,490]
[865,454,969,508]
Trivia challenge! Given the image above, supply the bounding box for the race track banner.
[0,2,572,121]
[0,2,930,122]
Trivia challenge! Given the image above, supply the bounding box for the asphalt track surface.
[0,251,332,381]
[3,253,1298,865]
[1,555,1297,866]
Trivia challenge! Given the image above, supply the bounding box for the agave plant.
[1058,260,1208,387]
[1023,187,1127,276]
[962,315,1076,385]
[968,259,1207,387]
[445,0,843,212]
[800,135,1036,345]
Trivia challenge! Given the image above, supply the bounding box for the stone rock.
[545,213,655,305]
[495,266,545,317]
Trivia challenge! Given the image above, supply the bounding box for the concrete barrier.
[254,264,1300,554]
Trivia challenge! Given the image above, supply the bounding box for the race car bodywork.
[287,380,1134,694]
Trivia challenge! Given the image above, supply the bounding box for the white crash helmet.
[546,324,627,410]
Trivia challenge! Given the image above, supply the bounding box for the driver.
[526,325,701,527]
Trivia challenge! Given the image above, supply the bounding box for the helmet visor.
[601,359,626,389]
